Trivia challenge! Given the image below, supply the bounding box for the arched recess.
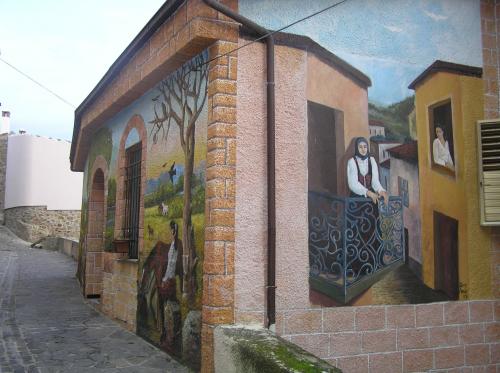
[85,155,109,297]
[114,114,147,259]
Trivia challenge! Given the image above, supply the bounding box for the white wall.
[389,157,421,265]
[4,134,83,210]
[379,142,401,163]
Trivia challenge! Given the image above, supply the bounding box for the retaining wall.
[4,206,80,242]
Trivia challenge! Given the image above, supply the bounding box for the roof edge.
[70,0,185,169]
[241,30,371,89]
[408,60,483,90]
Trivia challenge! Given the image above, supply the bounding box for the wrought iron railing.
[308,191,404,304]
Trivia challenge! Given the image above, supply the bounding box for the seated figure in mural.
[433,125,454,170]
[138,221,183,353]
[347,137,388,204]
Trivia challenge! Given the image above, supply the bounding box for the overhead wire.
[1,0,349,111]
[0,55,76,109]
[191,0,349,72]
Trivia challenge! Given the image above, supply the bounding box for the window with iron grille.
[124,142,142,259]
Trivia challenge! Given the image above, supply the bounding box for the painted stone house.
[71,1,498,372]
[387,141,422,280]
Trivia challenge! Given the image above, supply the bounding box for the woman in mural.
[347,137,388,203]
[433,125,454,170]
[345,137,389,282]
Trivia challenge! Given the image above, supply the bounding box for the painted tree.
[150,53,208,301]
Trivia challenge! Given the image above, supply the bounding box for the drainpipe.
[202,0,276,328]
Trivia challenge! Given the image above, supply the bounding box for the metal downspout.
[201,0,276,328]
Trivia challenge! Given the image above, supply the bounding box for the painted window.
[398,176,409,207]
[429,100,455,175]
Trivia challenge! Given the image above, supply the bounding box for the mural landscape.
[77,52,208,369]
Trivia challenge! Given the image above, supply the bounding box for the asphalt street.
[0,226,189,373]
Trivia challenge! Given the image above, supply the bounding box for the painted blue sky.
[0,0,482,140]
[240,0,482,105]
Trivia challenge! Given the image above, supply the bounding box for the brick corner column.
[201,39,238,373]
[480,0,500,299]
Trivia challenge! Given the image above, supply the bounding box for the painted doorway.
[307,101,344,195]
[434,211,459,300]
[85,168,105,297]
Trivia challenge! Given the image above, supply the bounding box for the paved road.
[0,226,189,373]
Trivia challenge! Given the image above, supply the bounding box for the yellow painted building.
[409,60,492,299]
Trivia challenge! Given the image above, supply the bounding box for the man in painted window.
[347,137,388,204]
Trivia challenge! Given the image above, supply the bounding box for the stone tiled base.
[101,255,138,331]
[278,301,499,372]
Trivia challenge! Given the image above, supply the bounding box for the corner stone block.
[403,349,434,373]
[323,307,355,333]
[284,309,322,334]
[434,346,465,369]
[469,301,494,322]
[368,352,402,373]
[416,303,444,327]
[355,306,385,331]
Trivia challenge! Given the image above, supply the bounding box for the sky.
[240,0,482,105]
[0,0,482,141]
[0,0,165,140]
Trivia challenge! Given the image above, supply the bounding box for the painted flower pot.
[112,239,130,254]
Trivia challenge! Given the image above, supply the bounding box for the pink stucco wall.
[389,158,422,267]
[235,39,370,324]
[235,38,498,373]
[235,39,310,324]
[235,39,268,325]
[307,55,370,151]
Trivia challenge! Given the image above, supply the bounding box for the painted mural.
[137,52,207,368]
[76,127,113,288]
[76,52,208,369]
[238,0,487,306]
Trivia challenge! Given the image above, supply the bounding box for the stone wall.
[4,206,80,242]
[0,133,8,223]
[101,253,138,331]
[278,300,499,372]
[214,326,340,373]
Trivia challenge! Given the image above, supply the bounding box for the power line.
[0,55,76,109]
[196,0,349,71]
[3,1,349,111]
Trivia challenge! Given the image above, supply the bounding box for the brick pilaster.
[481,0,500,300]
[201,40,238,373]
[481,0,500,119]
[84,155,109,297]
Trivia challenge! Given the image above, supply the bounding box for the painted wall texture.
[77,52,208,370]
[235,0,492,313]
[239,0,482,106]
[413,71,490,299]
[232,0,497,371]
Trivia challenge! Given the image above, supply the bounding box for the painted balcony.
[308,191,405,304]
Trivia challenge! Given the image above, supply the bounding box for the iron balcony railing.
[308,191,405,304]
